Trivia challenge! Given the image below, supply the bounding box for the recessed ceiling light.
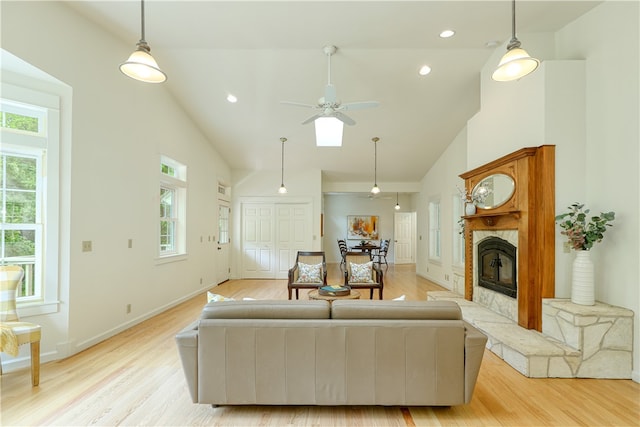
[439,29,456,38]
[226,94,238,103]
[419,65,432,76]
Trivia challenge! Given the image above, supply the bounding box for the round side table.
[308,289,360,303]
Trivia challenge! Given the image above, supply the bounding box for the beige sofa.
[175,299,487,406]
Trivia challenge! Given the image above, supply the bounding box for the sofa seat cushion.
[331,300,462,320]
[201,299,330,320]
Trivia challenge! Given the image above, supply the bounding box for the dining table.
[351,243,380,254]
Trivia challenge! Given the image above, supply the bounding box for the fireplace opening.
[478,237,517,298]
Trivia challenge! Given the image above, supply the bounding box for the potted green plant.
[555,203,615,305]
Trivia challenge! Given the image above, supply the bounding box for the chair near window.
[0,265,41,386]
[343,252,384,299]
[372,239,390,267]
[287,252,328,299]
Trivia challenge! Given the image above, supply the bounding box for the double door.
[242,202,311,279]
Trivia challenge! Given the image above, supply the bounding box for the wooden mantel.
[460,146,555,331]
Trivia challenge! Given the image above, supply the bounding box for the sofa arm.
[175,320,199,403]
[463,321,488,403]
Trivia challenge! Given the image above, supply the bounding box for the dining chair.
[337,239,348,267]
[373,239,390,266]
[0,265,41,386]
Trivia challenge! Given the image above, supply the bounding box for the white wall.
[416,127,468,288]
[417,1,639,381]
[2,2,231,366]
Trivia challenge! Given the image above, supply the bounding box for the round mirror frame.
[472,173,515,209]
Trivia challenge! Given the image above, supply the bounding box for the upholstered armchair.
[343,251,384,299]
[287,251,328,299]
[0,265,41,386]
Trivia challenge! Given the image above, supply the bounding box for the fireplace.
[478,237,517,298]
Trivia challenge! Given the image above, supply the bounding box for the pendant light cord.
[140,0,146,42]
[373,139,377,185]
[280,137,286,186]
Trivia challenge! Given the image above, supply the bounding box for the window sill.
[17,300,59,318]
[155,253,188,265]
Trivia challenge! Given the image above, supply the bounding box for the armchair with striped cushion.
[1,265,41,386]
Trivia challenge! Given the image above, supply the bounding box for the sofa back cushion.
[201,299,330,320]
[331,300,461,320]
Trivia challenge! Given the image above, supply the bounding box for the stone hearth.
[428,290,633,378]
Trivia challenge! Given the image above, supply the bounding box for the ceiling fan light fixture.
[492,0,539,82]
[119,0,166,83]
[315,117,343,146]
[439,29,455,38]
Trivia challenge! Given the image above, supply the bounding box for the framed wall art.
[347,215,379,240]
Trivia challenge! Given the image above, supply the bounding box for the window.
[218,205,230,245]
[1,90,59,310]
[159,156,186,259]
[428,198,441,261]
[453,194,465,267]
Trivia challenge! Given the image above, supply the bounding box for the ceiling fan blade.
[301,113,323,125]
[323,84,337,104]
[340,101,380,111]
[281,101,317,109]
[334,112,356,126]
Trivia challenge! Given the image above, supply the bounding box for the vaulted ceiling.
[66,1,601,188]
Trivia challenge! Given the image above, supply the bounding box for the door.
[242,204,275,278]
[216,203,231,284]
[394,211,415,264]
[276,204,312,278]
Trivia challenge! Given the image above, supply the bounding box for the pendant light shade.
[370,137,381,194]
[120,0,167,83]
[492,0,539,82]
[278,137,287,194]
[395,192,401,210]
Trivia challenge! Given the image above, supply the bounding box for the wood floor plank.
[1,264,638,426]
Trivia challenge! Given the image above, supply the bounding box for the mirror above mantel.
[473,173,515,209]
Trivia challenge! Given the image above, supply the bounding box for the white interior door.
[216,203,230,284]
[242,204,275,278]
[394,211,415,264]
[276,204,312,279]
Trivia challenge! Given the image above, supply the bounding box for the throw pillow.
[297,262,323,283]
[350,261,374,283]
[207,292,235,303]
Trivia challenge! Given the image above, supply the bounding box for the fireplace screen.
[478,237,517,298]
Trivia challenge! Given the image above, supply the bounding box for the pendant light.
[278,137,287,194]
[395,192,401,210]
[370,137,381,194]
[119,0,167,83]
[492,0,540,82]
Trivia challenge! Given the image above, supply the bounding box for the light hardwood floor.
[1,264,639,426]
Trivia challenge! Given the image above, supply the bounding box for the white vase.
[465,203,476,215]
[571,250,595,305]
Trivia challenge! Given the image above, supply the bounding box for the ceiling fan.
[281,45,379,126]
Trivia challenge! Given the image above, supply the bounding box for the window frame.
[157,155,187,262]
[0,83,60,316]
[452,194,465,268]
[428,196,442,262]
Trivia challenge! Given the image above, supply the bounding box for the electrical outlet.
[200,278,203,284]
[128,239,133,249]
[126,304,131,314]
[82,240,92,252]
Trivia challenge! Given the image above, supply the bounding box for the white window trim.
[428,196,442,263]
[1,82,61,317]
[452,194,465,269]
[157,156,187,263]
